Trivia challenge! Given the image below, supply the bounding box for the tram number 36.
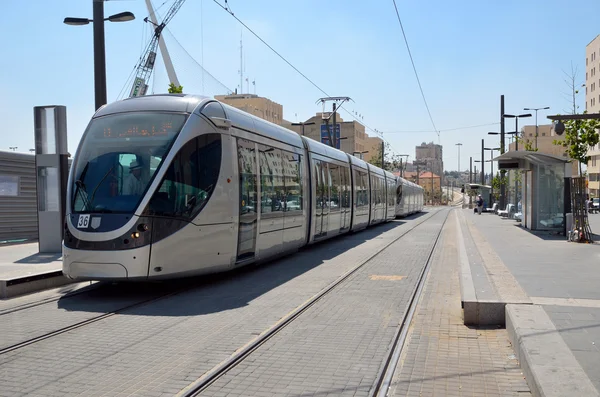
[77,214,90,229]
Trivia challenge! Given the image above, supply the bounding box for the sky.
[2,0,600,174]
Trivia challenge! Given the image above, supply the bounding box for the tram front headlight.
[131,231,140,239]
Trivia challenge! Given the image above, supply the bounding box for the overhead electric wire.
[162,25,234,94]
[211,0,403,155]
[391,0,438,137]
[383,122,501,134]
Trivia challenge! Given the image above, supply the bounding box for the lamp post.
[503,113,531,204]
[398,154,409,178]
[484,147,500,201]
[64,2,135,110]
[291,121,315,136]
[455,143,462,172]
[524,107,550,150]
[353,151,369,160]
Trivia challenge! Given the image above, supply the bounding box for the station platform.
[457,208,600,397]
[0,242,73,299]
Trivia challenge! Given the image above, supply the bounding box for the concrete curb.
[506,304,599,397]
[456,209,532,326]
[455,210,507,325]
[0,270,74,299]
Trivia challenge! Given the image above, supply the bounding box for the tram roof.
[94,94,211,118]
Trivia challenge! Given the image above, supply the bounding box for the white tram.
[63,94,423,281]
[394,177,424,217]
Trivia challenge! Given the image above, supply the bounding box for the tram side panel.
[147,118,238,279]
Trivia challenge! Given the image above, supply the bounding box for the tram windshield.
[71,112,187,214]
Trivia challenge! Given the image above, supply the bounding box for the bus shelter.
[462,183,492,210]
[494,151,570,234]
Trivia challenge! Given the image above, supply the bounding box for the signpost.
[320,124,341,149]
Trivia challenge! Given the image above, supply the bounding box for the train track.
[176,208,449,397]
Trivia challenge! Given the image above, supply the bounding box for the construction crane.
[129,0,186,98]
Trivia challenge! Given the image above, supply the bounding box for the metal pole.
[515,117,519,205]
[469,157,472,183]
[481,139,484,185]
[500,95,506,210]
[535,110,538,151]
[93,0,107,110]
[332,103,337,149]
[490,149,494,202]
[381,139,385,169]
[431,161,434,205]
[400,158,403,178]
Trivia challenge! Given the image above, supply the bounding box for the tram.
[62,94,424,281]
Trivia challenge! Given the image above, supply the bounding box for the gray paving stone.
[198,210,450,397]
[388,209,531,397]
[0,210,441,396]
[544,305,600,391]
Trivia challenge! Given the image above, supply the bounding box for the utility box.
[34,106,69,253]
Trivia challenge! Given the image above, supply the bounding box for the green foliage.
[491,172,507,200]
[552,111,600,175]
[367,141,403,171]
[168,83,183,94]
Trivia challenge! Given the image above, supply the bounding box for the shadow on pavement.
[57,211,435,317]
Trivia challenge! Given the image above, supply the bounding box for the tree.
[491,172,507,201]
[553,112,600,176]
[168,83,183,93]
[367,141,402,171]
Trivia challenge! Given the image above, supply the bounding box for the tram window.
[282,151,302,212]
[329,164,340,210]
[148,134,222,218]
[200,101,226,120]
[259,146,285,215]
[340,166,350,208]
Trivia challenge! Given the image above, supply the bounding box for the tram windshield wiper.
[74,179,93,211]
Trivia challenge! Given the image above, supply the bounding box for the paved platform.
[389,210,531,397]
[0,242,72,299]
[465,210,600,396]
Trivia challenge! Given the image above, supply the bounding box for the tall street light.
[64,2,135,111]
[455,143,462,172]
[524,106,550,150]
[484,147,500,202]
[503,112,531,205]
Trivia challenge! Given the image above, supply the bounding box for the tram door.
[314,160,329,238]
[236,139,258,262]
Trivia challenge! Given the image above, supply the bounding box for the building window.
[542,133,546,136]
[594,157,597,167]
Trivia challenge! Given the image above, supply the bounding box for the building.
[586,34,600,114]
[585,35,600,196]
[214,94,284,125]
[288,113,382,163]
[509,124,579,174]
[415,142,443,179]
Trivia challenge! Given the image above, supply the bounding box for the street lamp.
[503,113,531,205]
[64,3,135,111]
[291,121,315,136]
[503,113,532,151]
[484,147,500,201]
[524,107,550,150]
[353,151,368,160]
[398,154,409,178]
[455,143,462,172]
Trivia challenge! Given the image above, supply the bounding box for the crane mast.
[129,0,186,98]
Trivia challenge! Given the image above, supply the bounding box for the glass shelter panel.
[536,163,565,230]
